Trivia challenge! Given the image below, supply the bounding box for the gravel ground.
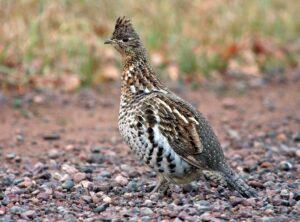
[0,76,299,221]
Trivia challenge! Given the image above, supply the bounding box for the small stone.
[18,177,34,188]
[37,192,49,201]
[293,132,300,142]
[126,181,138,192]
[114,175,128,186]
[81,180,93,189]
[80,166,93,173]
[62,164,78,174]
[62,179,75,190]
[264,209,273,216]
[280,189,290,199]
[182,183,197,193]
[64,213,77,221]
[64,144,75,151]
[276,133,287,142]
[227,129,240,140]
[103,196,112,204]
[178,210,189,220]
[260,162,272,168]
[16,134,24,142]
[195,204,212,214]
[279,161,293,171]
[52,172,62,180]
[73,172,86,183]
[90,191,100,204]
[87,153,104,164]
[6,153,16,160]
[43,133,60,140]
[140,207,153,216]
[94,203,109,213]
[100,171,111,178]
[10,206,25,214]
[199,212,218,221]
[36,172,52,180]
[94,183,111,192]
[48,149,61,159]
[230,196,243,207]
[248,180,265,188]
[21,210,36,219]
[293,191,300,201]
[82,195,92,203]
[144,199,153,207]
[296,150,300,158]
[90,146,102,153]
[0,206,5,215]
[222,98,237,109]
[281,200,290,206]
[57,206,67,215]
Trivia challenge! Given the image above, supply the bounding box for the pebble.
[248,180,265,188]
[62,164,78,174]
[279,161,293,171]
[140,207,153,216]
[37,192,49,201]
[114,175,128,186]
[199,212,219,222]
[87,153,104,164]
[103,196,112,204]
[73,172,86,183]
[36,172,52,180]
[81,180,93,189]
[80,165,93,173]
[126,181,138,192]
[90,146,102,153]
[6,153,16,160]
[57,206,68,215]
[90,191,100,204]
[194,200,212,214]
[227,129,240,140]
[280,189,290,199]
[94,183,111,192]
[144,199,153,207]
[222,98,237,109]
[99,170,111,178]
[293,191,300,201]
[62,179,75,190]
[94,203,109,213]
[43,133,60,140]
[82,195,92,203]
[0,206,5,215]
[293,132,300,142]
[48,149,61,159]
[21,210,36,219]
[10,206,25,215]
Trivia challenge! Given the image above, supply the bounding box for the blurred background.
[0,0,299,92]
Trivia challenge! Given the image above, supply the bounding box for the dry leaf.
[62,75,81,92]
[151,52,164,66]
[167,64,179,81]
[102,65,119,81]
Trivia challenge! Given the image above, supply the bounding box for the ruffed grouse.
[105,17,257,198]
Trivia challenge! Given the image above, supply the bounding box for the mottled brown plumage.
[105,17,258,198]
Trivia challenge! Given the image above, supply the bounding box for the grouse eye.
[122,38,129,42]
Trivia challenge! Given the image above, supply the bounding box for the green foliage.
[178,44,198,75]
[0,0,299,90]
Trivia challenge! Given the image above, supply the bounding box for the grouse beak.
[104,39,113,44]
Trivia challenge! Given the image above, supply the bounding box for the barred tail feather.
[218,163,258,198]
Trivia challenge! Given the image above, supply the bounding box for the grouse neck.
[121,56,166,96]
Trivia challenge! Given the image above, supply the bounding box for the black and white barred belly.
[119,109,193,178]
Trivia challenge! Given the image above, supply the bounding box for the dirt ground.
[0,74,299,221]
